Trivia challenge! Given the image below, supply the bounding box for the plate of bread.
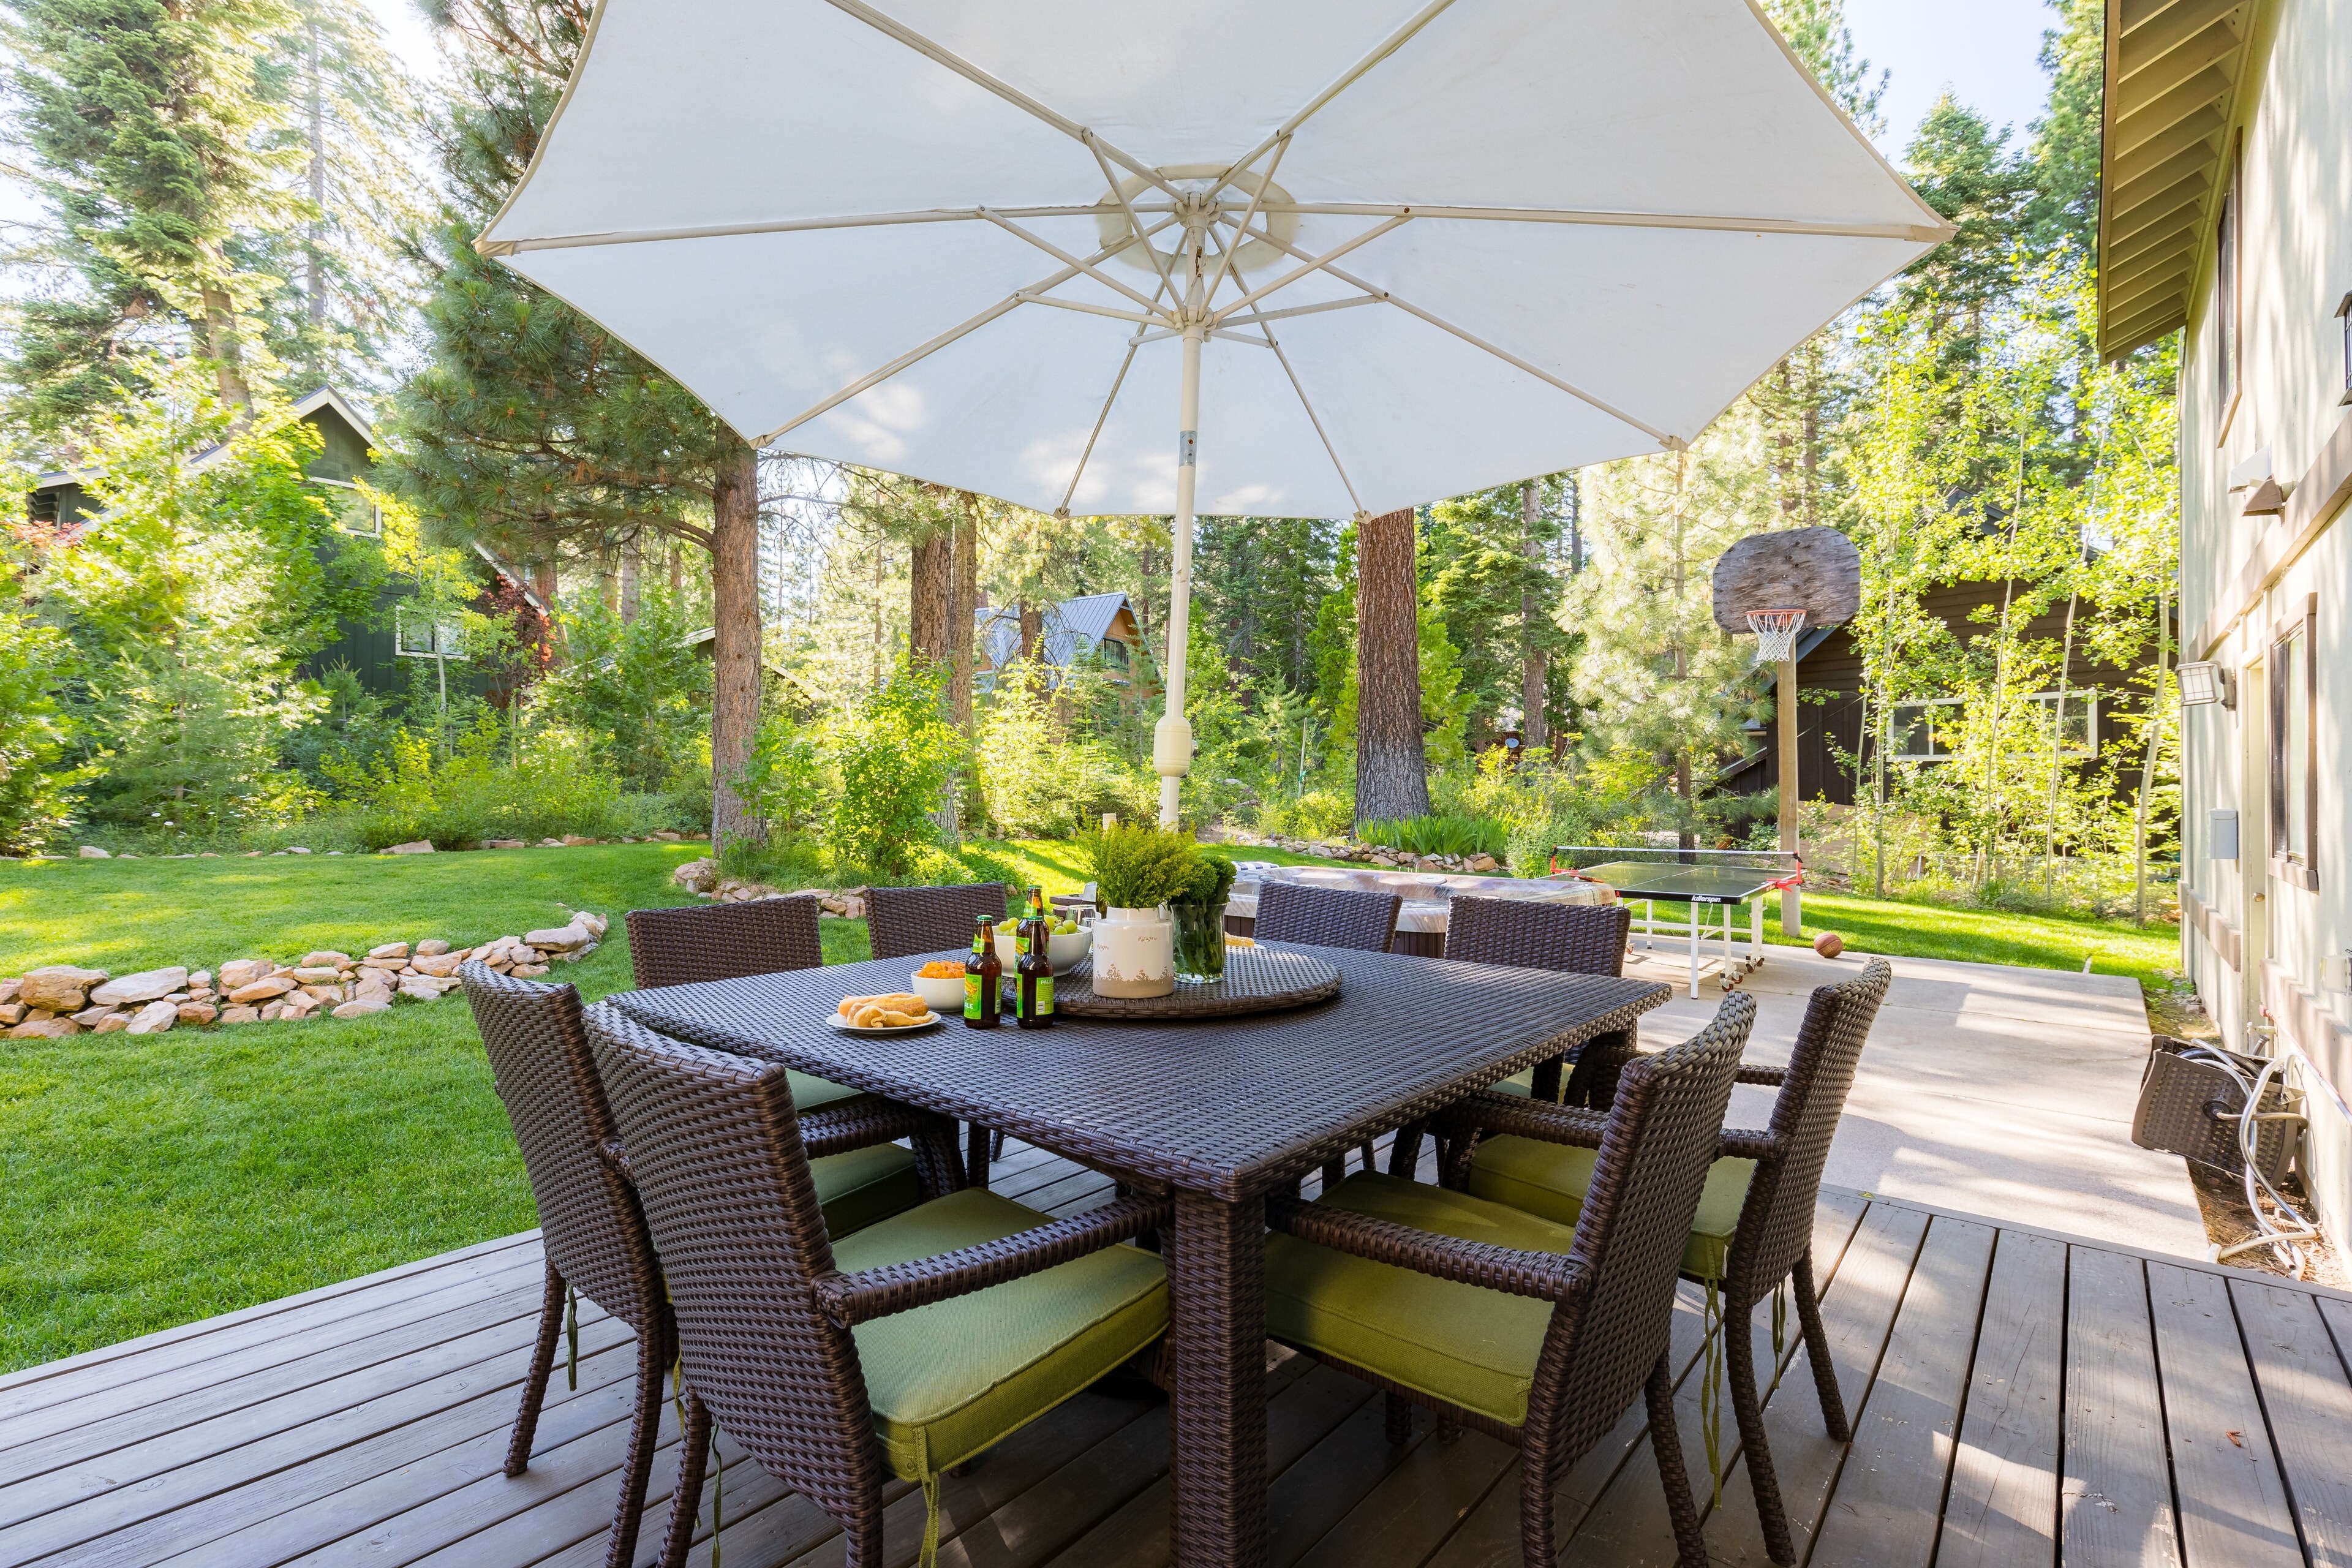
[829,993,942,1033]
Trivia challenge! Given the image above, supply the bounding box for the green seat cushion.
[832,1188,1167,1478]
[1491,1071,1532,1098]
[792,1071,862,1110]
[1264,1172,1583,1428]
[1468,1137,1754,1282]
[811,1142,921,1238]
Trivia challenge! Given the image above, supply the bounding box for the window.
[1098,636,1129,671]
[394,606,466,660]
[1888,699,1961,761]
[2027,690,2097,758]
[2215,140,2243,438]
[2269,597,2317,890]
[312,477,381,536]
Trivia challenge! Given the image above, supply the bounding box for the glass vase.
[1170,899,1228,984]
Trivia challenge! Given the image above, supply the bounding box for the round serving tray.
[1051,943,1342,1019]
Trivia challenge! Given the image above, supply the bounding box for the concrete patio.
[1627,944,2209,1260]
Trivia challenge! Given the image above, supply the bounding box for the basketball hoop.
[1745,608,1806,665]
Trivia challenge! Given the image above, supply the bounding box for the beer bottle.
[964,915,1001,1028]
[1016,891,1054,1028]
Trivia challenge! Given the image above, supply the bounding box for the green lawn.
[0,839,2177,1374]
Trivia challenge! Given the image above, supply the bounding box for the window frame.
[311,474,383,537]
[1887,697,1962,762]
[2026,689,2099,759]
[2268,595,2318,892]
[393,605,467,661]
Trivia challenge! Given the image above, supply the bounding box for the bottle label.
[1038,974,1053,1016]
[964,974,982,1019]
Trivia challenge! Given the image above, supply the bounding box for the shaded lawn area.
[0,837,2175,1374]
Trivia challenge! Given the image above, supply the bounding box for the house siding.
[2172,0,2352,1248]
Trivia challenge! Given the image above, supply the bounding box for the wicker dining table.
[608,941,1672,1568]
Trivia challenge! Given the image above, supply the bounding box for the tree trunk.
[1017,600,1044,663]
[1518,480,1547,753]
[532,558,559,664]
[620,531,641,624]
[949,492,978,733]
[710,435,762,851]
[199,285,251,409]
[668,543,682,594]
[598,543,619,616]
[909,529,952,669]
[1354,506,1430,826]
[1675,749,1694,850]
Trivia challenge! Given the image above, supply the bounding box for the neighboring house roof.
[28,386,376,497]
[2094,0,2258,360]
[975,591,1142,674]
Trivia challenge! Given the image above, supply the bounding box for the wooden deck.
[6,1137,2352,1568]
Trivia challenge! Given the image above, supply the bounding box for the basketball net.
[1746,608,1806,666]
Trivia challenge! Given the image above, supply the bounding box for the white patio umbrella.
[479,0,1950,824]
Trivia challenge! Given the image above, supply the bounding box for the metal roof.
[2095,0,2256,360]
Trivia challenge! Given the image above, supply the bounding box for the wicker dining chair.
[582,1001,1170,1568]
[865,881,1009,960]
[865,881,1011,1184]
[1441,959,1894,1566]
[627,895,824,987]
[1263,992,1757,1568]
[1438,895,1636,1111]
[462,967,958,1568]
[1253,880,1403,953]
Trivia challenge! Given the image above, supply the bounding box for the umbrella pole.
[1155,320,1204,826]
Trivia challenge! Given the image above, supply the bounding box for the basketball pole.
[1777,653,1802,936]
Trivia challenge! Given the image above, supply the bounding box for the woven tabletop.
[1053,943,1341,1019]
[609,944,1670,1200]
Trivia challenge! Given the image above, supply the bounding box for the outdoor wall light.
[2178,660,2236,709]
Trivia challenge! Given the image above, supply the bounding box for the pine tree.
[1,0,304,442]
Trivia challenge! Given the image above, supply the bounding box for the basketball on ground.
[1813,932,1845,959]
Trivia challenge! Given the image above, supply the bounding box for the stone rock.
[293,966,345,984]
[187,970,211,991]
[259,1001,288,1021]
[92,1014,132,1033]
[650,829,684,842]
[167,992,189,1004]
[288,846,312,854]
[178,1002,219,1025]
[415,938,451,957]
[70,1004,124,1028]
[1468,854,1499,873]
[126,1000,179,1035]
[840,895,867,920]
[510,963,549,978]
[410,953,464,978]
[218,959,272,992]
[228,976,297,1004]
[576,913,608,940]
[560,834,597,846]
[526,923,591,952]
[333,997,392,1019]
[385,840,434,854]
[301,951,352,969]
[300,984,345,1005]
[369,941,410,959]
[537,837,564,847]
[8,1017,80,1038]
[78,845,110,859]
[0,979,18,1007]
[216,1005,261,1024]
[22,966,108,1011]
[0,1003,21,1027]
[281,990,323,1016]
[484,839,526,850]
[398,974,456,1001]
[672,858,718,892]
[361,956,410,974]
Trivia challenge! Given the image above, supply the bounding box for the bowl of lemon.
[992,915,1092,974]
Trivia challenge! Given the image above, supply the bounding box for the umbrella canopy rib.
[1210,213,1412,323]
[1200,134,1291,304]
[1212,0,1464,198]
[979,209,1172,317]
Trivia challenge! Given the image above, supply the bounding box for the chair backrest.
[1727,957,1893,1304]
[1532,992,1754,1461]
[626,896,824,989]
[865,882,1008,960]
[1443,897,1630,976]
[583,1000,884,1524]
[459,963,663,1333]
[1254,881,1401,952]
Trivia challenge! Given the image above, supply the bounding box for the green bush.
[1258,788,1353,840]
[0,609,90,853]
[827,663,960,876]
[1358,813,1507,859]
[325,722,622,849]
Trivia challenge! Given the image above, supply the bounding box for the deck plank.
[2231,1276,2352,1566]
[2060,1247,2180,1568]
[1805,1214,1997,1568]
[2146,1261,2301,1567]
[1932,1229,2065,1568]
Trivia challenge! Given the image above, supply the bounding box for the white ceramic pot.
[1091,905,1174,998]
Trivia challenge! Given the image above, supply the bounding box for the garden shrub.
[325,721,622,848]
[1258,789,1353,840]
[535,587,712,793]
[827,663,959,876]
[975,658,1147,837]
[1358,813,1507,859]
[0,609,91,853]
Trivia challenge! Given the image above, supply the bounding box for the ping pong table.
[1547,846,1803,998]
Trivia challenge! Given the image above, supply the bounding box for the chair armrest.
[1735,1063,1788,1087]
[1719,1126,1778,1161]
[1438,1091,1610,1150]
[799,1096,954,1159]
[812,1192,1170,1328]
[1265,1195,1588,1304]
[598,1139,633,1184]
